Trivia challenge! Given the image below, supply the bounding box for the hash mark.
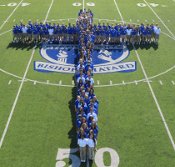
[72,80,74,85]
[159,81,163,85]
[97,80,99,85]
[59,80,62,85]
[134,81,138,85]
[172,81,175,85]
[47,80,49,84]
[8,80,12,85]
[122,81,125,85]
[110,81,112,85]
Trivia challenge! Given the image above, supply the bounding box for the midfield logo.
[34,43,137,74]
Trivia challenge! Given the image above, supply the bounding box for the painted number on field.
[55,148,119,167]
[7,3,30,7]
[137,3,159,7]
[72,2,95,7]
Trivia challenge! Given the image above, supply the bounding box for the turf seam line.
[143,0,175,39]
[0,44,37,149]
[0,0,24,30]
[133,44,175,151]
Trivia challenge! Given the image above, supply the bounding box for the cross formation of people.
[12,8,161,164]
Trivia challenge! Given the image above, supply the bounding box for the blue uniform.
[33,28,38,35]
[13,28,17,34]
[132,30,137,35]
[142,30,147,35]
[27,28,32,34]
[110,29,117,37]
[121,30,126,35]
[67,26,73,34]
[116,31,121,37]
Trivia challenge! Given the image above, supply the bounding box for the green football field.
[0,0,175,166]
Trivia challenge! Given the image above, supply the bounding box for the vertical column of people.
[75,8,98,164]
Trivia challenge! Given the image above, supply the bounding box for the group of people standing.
[12,8,161,45]
[74,9,98,163]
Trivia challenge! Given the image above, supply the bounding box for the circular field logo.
[34,43,136,74]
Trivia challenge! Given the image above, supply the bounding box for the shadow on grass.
[6,42,42,51]
[128,42,158,51]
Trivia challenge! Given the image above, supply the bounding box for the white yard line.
[113,0,175,151]
[0,0,55,149]
[0,0,23,30]
[143,0,175,39]
[0,45,36,149]
[83,0,85,11]
[44,0,54,23]
[113,0,124,24]
[133,45,175,151]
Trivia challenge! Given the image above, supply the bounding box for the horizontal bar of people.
[12,21,161,44]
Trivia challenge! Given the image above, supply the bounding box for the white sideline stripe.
[0,45,37,149]
[8,80,12,85]
[114,0,175,151]
[133,44,175,151]
[44,0,54,23]
[0,0,55,149]
[143,0,175,39]
[0,29,12,36]
[113,0,124,24]
[0,0,23,30]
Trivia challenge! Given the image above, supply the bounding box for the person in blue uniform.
[110,27,117,45]
[141,27,147,44]
[12,25,18,43]
[121,27,126,44]
[33,26,38,43]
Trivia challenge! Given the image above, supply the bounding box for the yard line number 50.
[55,147,119,167]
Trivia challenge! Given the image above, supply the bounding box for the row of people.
[12,20,161,45]
[74,9,98,163]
